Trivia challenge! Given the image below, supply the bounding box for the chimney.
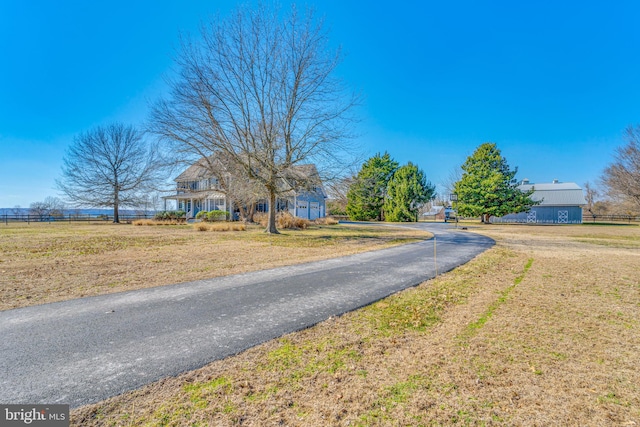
[552,179,559,184]
[521,178,530,185]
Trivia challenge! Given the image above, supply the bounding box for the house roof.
[174,157,218,182]
[175,157,320,182]
[280,164,327,197]
[174,156,326,197]
[518,181,587,206]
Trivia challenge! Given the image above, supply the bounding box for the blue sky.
[1,1,639,208]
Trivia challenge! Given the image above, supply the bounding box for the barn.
[491,180,587,224]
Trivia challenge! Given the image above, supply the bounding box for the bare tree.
[583,181,599,215]
[29,197,66,220]
[57,122,163,223]
[149,4,357,233]
[601,125,640,212]
[325,175,354,216]
[224,165,265,222]
[444,165,462,199]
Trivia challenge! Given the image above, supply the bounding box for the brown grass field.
[0,222,430,312]
[2,222,639,425]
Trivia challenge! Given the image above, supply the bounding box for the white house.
[163,157,327,220]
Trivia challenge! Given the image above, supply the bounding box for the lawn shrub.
[154,211,186,222]
[253,212,310,229]
[315,216,339,225]
[133,219,187,226]
[194,223,210,232]
[252,212,267,225]
[278,212,310,229]
[191,222,246,232]
[195,210,228,222]
[253,212,339,229]
[133,219,155,226]
[210,222,246,231]
[207,210,228,221]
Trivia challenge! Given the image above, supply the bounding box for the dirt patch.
[70,224,640,426]
[0,222,430,311]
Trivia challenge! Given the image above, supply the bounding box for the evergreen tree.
[346,152,399,220]
[384,163,435,222]
[454,143,538,223]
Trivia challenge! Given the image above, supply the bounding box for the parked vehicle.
[444,208,457,222]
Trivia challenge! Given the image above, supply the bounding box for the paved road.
[0,223,493,408]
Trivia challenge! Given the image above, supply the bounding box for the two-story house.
[163,157,328,220]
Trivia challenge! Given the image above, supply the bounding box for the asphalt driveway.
[0,222,493,408]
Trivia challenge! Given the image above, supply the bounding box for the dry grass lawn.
[0,222,430,311]
[69,223,640,426]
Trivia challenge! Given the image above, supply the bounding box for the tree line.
[54,3,356,233]
[340,144,539,223]
[341,135,640,223]
[49,3,640,229]
[344,152,435,222]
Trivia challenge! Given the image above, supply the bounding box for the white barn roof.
[423,205,444,215]
[518,181,587,206]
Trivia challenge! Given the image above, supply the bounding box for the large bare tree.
[149,4,357,233]
[57,122,163,223]
[602,125,640,212]
[29,196,66,221]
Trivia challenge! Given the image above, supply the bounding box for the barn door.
[558,210,568,223]
[527,211,537,223]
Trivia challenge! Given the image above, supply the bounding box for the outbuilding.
[491,179,587,224]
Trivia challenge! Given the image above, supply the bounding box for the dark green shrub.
[206,210,228,221]
[154,210,186,221]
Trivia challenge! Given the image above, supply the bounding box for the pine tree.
[454,143,538,223]
[346,152,398,220]
[384,163,435,222]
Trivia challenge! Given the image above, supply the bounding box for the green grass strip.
[459,258,534,343]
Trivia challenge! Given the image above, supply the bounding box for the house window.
[256,202,268,212]
[276,199,290,212]
[179,200,191,211]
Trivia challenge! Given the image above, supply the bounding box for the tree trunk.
[113,191,120,224]
[246,202,256,223]
[265,189,279,234]
[237,201,257,223]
